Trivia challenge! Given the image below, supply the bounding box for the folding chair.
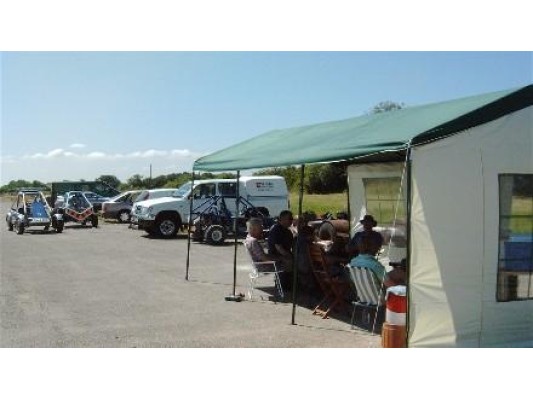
[245,249,284,301]
[346,265,384,331]
[308,243,349,319]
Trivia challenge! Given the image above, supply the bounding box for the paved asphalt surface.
[1,200,380,348]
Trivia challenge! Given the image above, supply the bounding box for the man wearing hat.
[345,214,384,257]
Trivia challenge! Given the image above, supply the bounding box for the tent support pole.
[291,164,305,325]
[346,163,351,233]
[185,170,195,281]
[405,145,413,347]
[226,171,242,301]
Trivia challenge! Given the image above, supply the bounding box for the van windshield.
[172,183,191,198]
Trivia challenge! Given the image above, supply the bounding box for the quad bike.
[191,195,273,245]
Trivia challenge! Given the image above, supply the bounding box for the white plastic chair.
[246,254,284,301]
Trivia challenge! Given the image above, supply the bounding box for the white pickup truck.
[130,176,289,238]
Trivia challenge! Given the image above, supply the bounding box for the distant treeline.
[0,164,349,195]
[2,168,531,196]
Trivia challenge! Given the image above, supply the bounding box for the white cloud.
[171,149,192,157]
[140,149,168,158]
[27,148,66,159]
[70,143,86,149]
[86,152,107,159]
[49,149,65,157]
[20,148,200,161]
[2,147,202,184]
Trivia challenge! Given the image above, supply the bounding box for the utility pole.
[149,164,152,189]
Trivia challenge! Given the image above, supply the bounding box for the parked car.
[50,180,120,208]
[101,190,141,223]
[6,189,64,234]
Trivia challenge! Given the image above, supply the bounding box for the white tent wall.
[477,107,533,347]
[410,131,485,347]
[410,106,533,347]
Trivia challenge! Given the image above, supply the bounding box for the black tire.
[155,216,178,238]
[16,221,24,235]
[204,225,226,245]
[44,225,50,232]
[192,226,204,242]
[55,220,64,233]
[117,209,131,223]
[7,218,13,231]
[91,214,99,228]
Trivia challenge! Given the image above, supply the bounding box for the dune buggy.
[6,189,64,234]
[191,195,273,245]
[54,191,99,228]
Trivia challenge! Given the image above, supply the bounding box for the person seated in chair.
[349,236,386,285]
[346,214,384,258]
[244,217,276,264]
[267,210,294,271]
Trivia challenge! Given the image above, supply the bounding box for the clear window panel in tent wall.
[497,174,533,301]
[363,177,407,265]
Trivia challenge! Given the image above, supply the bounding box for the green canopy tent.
[190,85,533,346]
[194,86,530,170]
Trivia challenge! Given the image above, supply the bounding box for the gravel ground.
[1,200,380,348]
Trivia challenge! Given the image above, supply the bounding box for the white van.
[131,176,289,237]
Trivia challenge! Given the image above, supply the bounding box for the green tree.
[126,174,144,189]
[96,175,121,189]
[164,173,192,189]
[371,100,405,114]
[0,179,49,193]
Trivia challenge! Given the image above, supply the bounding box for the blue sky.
[1,51,531,184]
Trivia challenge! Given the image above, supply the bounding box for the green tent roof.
[194,85,532,171]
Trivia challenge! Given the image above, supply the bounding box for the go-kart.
[6,189,64,234]
[55,191,99,228]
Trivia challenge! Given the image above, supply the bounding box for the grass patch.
[289,192,348,217]
[509,197,532,234]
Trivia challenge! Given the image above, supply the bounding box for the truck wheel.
[204,225,226,245]
[91,214,99,228]
[16,221,24,235]
[117,209,131,223]
[156,216,178,238]
[55,220,64,233]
